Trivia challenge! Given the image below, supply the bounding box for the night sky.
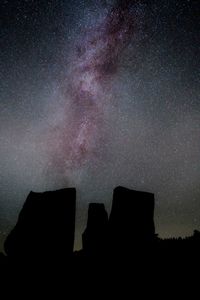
[0,0,200,251]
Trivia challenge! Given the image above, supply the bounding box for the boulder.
[4,188,76,261]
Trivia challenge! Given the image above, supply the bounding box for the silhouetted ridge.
[109,186,155,249]
[2,184,200,278]
[82,203,108,253]
[4,188,76,261]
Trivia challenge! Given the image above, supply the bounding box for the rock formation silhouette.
[1,185,200,296]
[4,188,76,262]
[82,203,108,253]
[109,186,155,250]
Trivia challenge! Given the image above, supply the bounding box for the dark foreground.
[0,186,199,296]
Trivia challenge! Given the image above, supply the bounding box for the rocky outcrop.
[4,188,76,261]
[109,186,155,249]
[82,203,108,253]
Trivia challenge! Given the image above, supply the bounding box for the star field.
[0,0,200,251]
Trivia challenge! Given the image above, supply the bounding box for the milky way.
[0,0,200,251]
[48,1,140,174]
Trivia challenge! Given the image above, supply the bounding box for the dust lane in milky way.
[48,0,140,175]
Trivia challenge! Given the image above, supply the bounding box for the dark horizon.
[1,185,200,273]
[1,185,200,254]
[1,187,200,298]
